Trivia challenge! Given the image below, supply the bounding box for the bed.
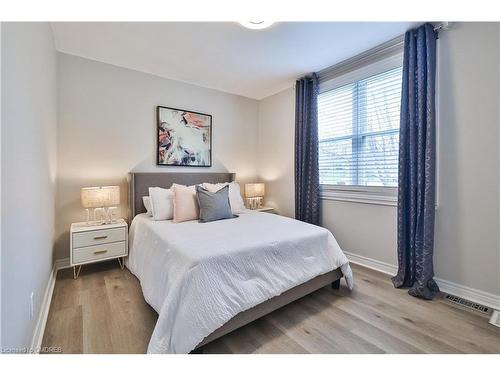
[127,172,353,354]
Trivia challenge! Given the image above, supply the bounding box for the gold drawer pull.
[93,250,108,255]
[94,235,108,240]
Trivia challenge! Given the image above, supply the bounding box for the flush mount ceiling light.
[239,21,274,30]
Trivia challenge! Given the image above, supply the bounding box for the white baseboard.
[434,277,500,311]
[29,257,71,353]
[344,251,500,311]
[55,257,70,270]
[30,263,57,353]
[344,251,398,275]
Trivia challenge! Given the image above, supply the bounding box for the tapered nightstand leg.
[117,257,125,270]
[73,265,82,279]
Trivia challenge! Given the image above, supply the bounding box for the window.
[318,66,403,188]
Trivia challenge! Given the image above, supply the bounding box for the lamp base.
[246,197,263,210]
[83,207,119,226]
[82,208,106,226]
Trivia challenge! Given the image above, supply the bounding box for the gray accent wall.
[55,54,259,260]
[1,23,57,349]
[258,22,500,297]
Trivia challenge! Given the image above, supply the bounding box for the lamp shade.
[81,186,120,208]
[245,183,265,198]
[100,186,120,207]
[81,187,103,209]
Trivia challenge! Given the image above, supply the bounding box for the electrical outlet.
[29,292,34,320]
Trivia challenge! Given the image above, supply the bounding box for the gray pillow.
[196,185,235,223]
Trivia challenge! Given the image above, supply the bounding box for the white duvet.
[127,211,353,354]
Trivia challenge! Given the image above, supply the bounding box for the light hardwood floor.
[42,261,500,354]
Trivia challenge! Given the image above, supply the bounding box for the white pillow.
[148,187,174,221]
[203,181,246,214]
[142,196,153,217]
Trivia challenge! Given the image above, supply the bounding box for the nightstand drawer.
[72,241,126,264]
[72,227,126,248]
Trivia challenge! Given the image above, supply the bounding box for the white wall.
[1,23,57,349]
[258,88,296,218]
[434,22,499,295]
[56,53,259,260]
[258,22,500,297]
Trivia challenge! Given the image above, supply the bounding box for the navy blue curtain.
[295,73,320,225]
[392,23,439,300]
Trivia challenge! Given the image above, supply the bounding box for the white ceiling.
[51,22,418,100]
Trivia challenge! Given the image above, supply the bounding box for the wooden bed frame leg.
[332,279,341,290]
[190,346,204,354]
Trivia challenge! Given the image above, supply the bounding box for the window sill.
[320,185,397,206]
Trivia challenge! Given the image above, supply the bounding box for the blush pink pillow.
[172,184,199,223]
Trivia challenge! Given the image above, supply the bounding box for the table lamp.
[81,186,120,225]
[244,183,265,210]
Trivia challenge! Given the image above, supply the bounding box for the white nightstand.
[254,206,275,214]
[70,219,128,279]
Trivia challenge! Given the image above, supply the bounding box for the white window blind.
[318,66,403,187]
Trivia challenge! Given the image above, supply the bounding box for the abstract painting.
[157,106,212,166]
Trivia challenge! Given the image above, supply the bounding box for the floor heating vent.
[445,294,490,314]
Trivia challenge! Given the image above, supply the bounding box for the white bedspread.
[127,211,353,354]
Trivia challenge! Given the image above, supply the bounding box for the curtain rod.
[434,22,452,32]
[316,22,451,83]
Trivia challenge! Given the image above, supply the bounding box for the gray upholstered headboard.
[128,172,235,219]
